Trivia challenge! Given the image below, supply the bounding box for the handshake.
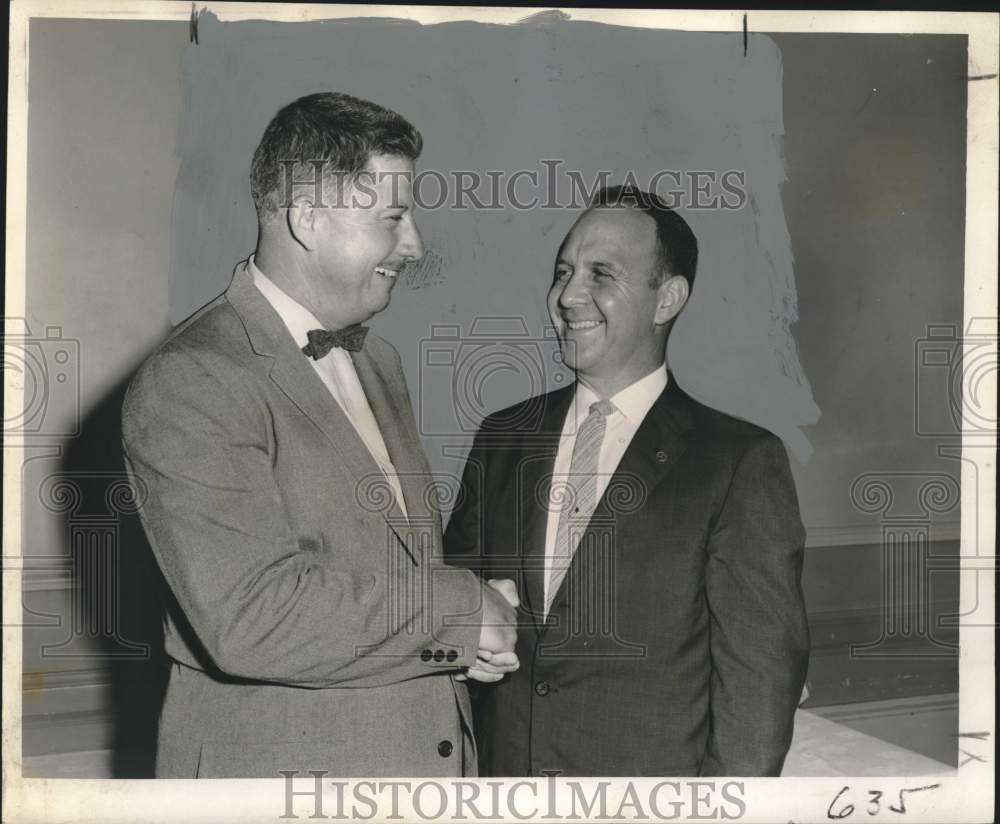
[456,578,521,684]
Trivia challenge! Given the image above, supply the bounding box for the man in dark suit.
[445,185,810,776]
[122,92,518,778]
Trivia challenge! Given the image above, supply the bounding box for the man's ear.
[654,275,689,326]
[286,197,319,251]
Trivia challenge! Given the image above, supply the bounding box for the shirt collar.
[247,255,324,349]
[570,365,669,429]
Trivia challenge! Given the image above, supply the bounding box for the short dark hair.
[590,184,698,289]
[250,92,423,220]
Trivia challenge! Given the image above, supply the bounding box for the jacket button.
[446,649,458,662]
[420,649,432,662]
[655,450,668,462]
[433,649,445,662]
[534,681,550,696]
[438,740,454,757]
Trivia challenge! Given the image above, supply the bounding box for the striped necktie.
[546,399,617,614]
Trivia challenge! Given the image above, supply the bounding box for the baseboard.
[808,692,959,720]
[807,603,960,653]
[22,710,114,757]
[804,604,959,707]
[805,522,961,548]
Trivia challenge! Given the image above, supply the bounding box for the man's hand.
[487,578,519,609]
[477,578,519,655]
[458,579,520,683]
[455,649,519,683]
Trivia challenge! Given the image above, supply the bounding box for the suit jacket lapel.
[519,388,574,633]
[543,377,695,621]
[225,264,419,564]
[351,347,436,562]
[594,378,693,522]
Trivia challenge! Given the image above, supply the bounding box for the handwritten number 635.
[827,784,941,818]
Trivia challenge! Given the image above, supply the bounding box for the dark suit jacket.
[444,379,809,776]
[122,262,485,777]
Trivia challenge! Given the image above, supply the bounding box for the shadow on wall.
[60,375,168,777]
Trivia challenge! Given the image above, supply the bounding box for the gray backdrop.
[170,13,819,481]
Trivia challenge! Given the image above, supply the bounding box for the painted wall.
[774,33,966,536]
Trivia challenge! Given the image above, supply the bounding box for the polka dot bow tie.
[301,326,369,359]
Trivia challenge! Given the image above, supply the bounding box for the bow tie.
[301,326,369,359]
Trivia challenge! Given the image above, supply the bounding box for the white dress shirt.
[542,365,668,610]
[249,256,408,519]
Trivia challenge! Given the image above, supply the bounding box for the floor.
[783,697,957,776]
[21,697,958,778]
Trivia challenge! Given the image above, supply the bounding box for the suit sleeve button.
[534,681,550,696]
[433,649,445,662]
[420,649,432,662]
[438,740,454,757]
[446,649,458,662]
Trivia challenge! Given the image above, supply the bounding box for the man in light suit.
[445,185,810,776]
[122,92,518,778]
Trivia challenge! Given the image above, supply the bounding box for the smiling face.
[548,206,685,397]
[300,153,424,329]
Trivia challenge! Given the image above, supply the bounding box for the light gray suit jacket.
[122,262,484,777]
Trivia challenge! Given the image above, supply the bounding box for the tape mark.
[516,9,571,26]
[190,3,199,45]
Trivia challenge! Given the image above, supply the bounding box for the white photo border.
[4,3,996,823]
